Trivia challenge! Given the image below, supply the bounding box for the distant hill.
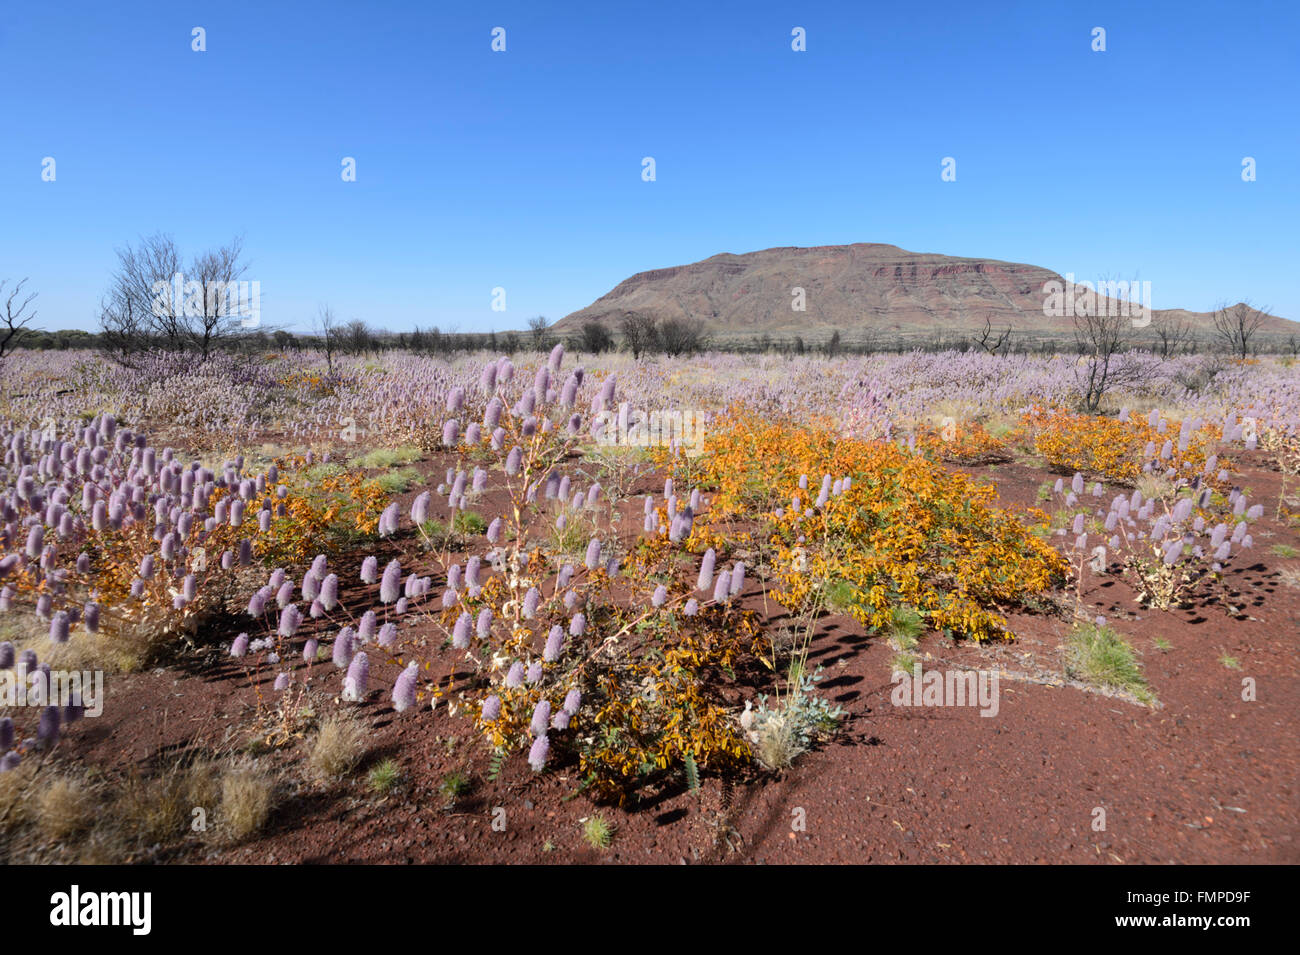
[557,243,1295,342]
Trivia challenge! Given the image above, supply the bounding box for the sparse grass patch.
[374,467,421,493]
[350,446,421,469]
[437,770,470,807]
[1269,543,1299,559]
[582,814,614,849]
[1065,623,1155,705]
[368,759,402,794]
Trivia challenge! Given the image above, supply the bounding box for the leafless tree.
[1072,299,1144,413]
[189,237,249,358]
[1211,300,1269,359]
[0,278,38,361]
[619,311,657,360]
[973,315,1012,356]
[314,305,341,375]
[97,232,251,361]
[1149,312,1192,358]
[344,319,374,355]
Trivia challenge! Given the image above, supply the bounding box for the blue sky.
[2,0,1296,333]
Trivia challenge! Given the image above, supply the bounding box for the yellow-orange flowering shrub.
[695,412,1067,641]
[1022,406,1228,486]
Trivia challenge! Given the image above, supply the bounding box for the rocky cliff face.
[557,243,1294,340]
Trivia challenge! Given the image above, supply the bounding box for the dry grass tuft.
[217,761,274,843]
[308,713,367,779]
[36,774,96,841]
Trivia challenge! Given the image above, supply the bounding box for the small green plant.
[453,510,488,535]
[367,759,401,794]
[821,579,858,615]
[1154,637,1172,651]
[742,668,845,771]
[1065,623,1155,705]
[1219,653,1241,670]
[884,604,923,673]
[683,752,700,794]
[1269,543,1299,559]
[375,467,421,493]
[350,446,421,469]
[582,814,614,849]
[438,771,471,807]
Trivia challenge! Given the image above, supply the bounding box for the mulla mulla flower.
[333,628,355,669]
[529,699,551,736]
[343,651,369,702]
[231,633,250,658]
[392,661,419,712]
[452,612,472,649]
[528,734,549,772]
[380,559,402,603]
[360,555,379,584]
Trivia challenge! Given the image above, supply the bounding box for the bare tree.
[344,319,374,355]
[1072,297,1143,413]
[0,278,38,361]
[314,305,341,375]
[97,233,251,361]
[973,315,1012,356]
[189,237,249,358]
[619,311,657,360]
[1211,300,1269,360]
[1149,312,1192,358]
[527,315,551,351]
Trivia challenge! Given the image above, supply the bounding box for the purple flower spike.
[530,699,551,737]
[528,734,549,772]
[697,548,715,591]
[584,538,602,570]
[231,633,250,658]
[333,628,355,669]
[360,555,379,584]
[481,694,502,721]
[543,625,564,662]
[452,612,472,649]
[380,559,402,604]
[569,613,587,636]
[522,587,541,619]
[392,662,419,712]
[343,651,369,702]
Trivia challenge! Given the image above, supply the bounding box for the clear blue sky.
[2,0,1296,333]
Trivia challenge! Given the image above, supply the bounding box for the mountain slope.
[557,244,1294,340]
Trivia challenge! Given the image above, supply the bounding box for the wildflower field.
[1,347,1297,864]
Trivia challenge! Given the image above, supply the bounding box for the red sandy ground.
[41,450,1300,864]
